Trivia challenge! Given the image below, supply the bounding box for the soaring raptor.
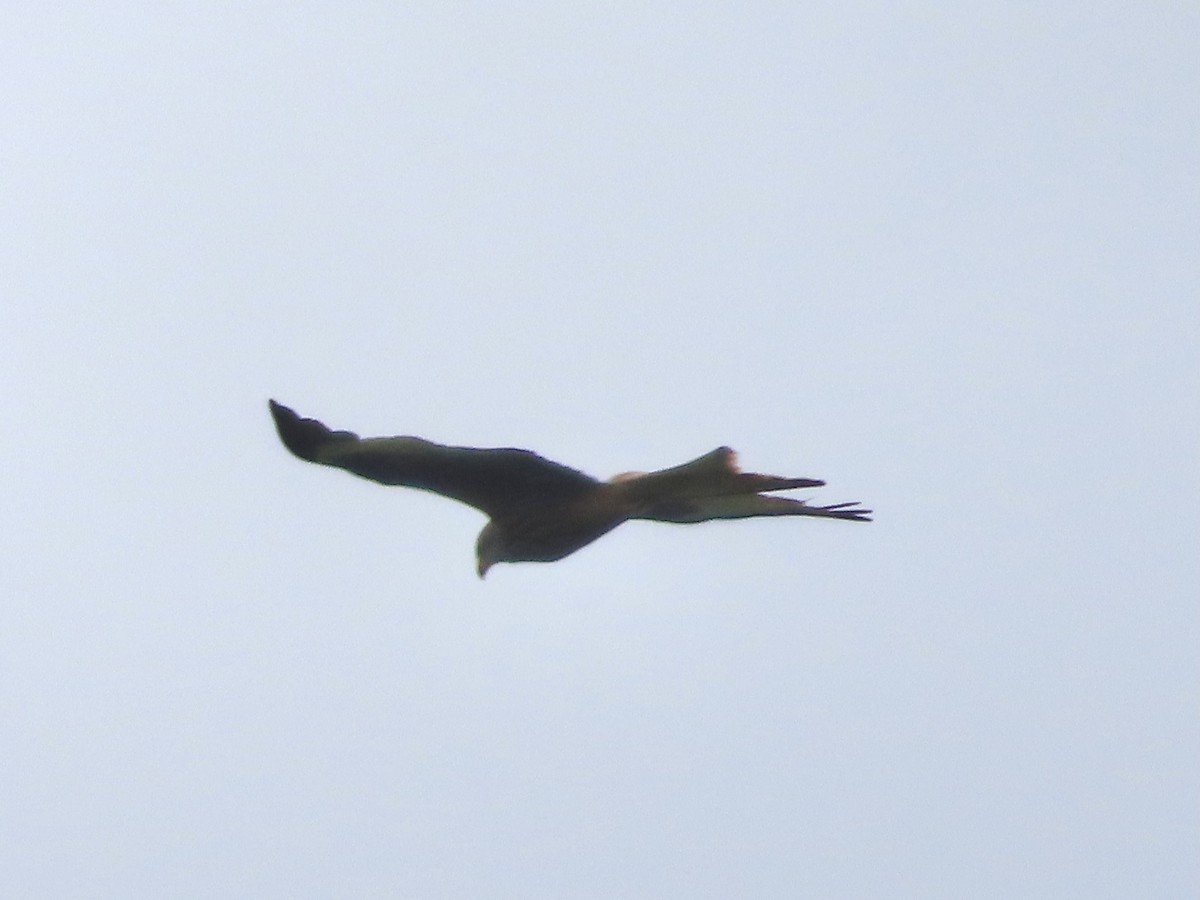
[269,400,870,577]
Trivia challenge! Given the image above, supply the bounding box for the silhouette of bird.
[269,400,870,577]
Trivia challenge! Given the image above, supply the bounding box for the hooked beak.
[476,558,492,579]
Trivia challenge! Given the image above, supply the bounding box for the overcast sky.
[3,5,1197,898]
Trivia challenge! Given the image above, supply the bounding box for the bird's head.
[474,521,506,579]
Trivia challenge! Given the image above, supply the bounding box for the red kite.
[269,400,870,577]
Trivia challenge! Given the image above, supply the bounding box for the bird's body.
[268,400,870,576]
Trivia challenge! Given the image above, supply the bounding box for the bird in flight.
[269,400,870,577]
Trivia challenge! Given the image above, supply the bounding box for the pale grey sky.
[3,5,1197,898]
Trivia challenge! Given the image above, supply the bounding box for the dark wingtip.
[268,399,356,462]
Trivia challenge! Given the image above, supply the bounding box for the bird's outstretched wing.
[268,400,598,518]
[618,446,872,523]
